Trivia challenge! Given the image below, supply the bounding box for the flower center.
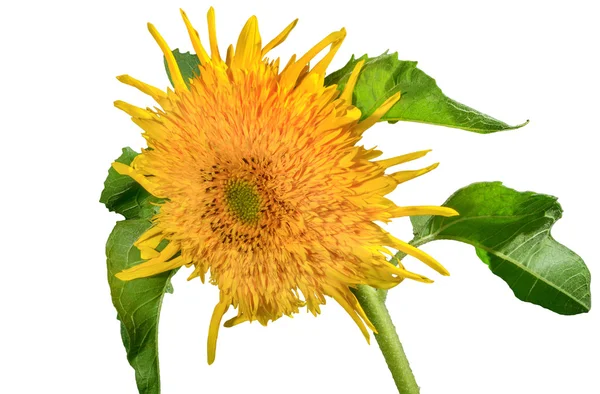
[224,179,261,224]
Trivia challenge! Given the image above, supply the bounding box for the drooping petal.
[207,297,230,364]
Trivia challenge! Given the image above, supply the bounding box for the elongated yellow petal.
[388,235,449,276]
[297,29,345,67]
[134,226,163,245]
[111,162,164,198]
[390,206,459,218]
[309,28,346,77]
[116,254,188,281]
[281,54,296,74]
[207,7,222,63]
[223,313,249,327]
[138,233,164,259]
[234,15,261,68]
[389,265,434,283]
[325,286,372,343]
[208,298,230,364]
[374,150,431,169]
[391,162,439,184]
[352,92,401,135]
[280,29,345,87]
[340,60,365,104]
[147,23,187,92]
[116,75,166,102]
[225,44,234,67]
[261,19,298,57]
[114,100,153,119]
[139,247,161,260]
[187,262,208,283]
[180,9,211,64]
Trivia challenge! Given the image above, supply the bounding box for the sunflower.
[113,7,458,364]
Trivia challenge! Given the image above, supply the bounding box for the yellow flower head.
[113,8,458,364]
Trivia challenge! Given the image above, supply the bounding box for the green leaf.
[164,49,200,88]
[102,148,175,393]
[408,182,591,315]
[325,53,527,133]
[107,219,178,394]
[100,147,162,219]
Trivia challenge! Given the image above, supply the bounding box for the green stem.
[353,284,420,394]
[352,240,426,393]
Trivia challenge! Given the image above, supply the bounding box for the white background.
[1,0,599,393]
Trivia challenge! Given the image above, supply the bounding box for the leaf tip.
[509,119,530,130]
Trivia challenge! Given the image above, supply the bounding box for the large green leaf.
[100,147,162,220]
[107,219,178,394]
[101,147,176,394]
[164,49,201,88]
[325,52,527,133]
[406,182,591,315]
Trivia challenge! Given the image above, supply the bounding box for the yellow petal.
[234,15,261,68]
[207,297,230,365]
[147,23,187,92]
[390,206,459,218]
[206,7,222,64]
[139,246,161,260]
[114,100,153,119]
[374,150,431,169]
[309,28,345,77]
[261,19,298,57]
[137,233,164,259]
[115,254,188,281]
[111,162,164,198]
[115,243,182,281]
[340,59,365,104]
[223,313,249,328]
[388,264,434,283]
[391,162,439,184]
[180,9,211,65]
[134,226,163,245]
[352,91,401,135]
[225,44,234,67]
[388,235,449,276]
[116,75,166,102]
[280,29,345,87]
[326,286,372,343]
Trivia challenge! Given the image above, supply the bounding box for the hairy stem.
[353,284,420,394]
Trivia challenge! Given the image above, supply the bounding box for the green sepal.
[164,49,200,88]
[408,182,591,315]
[325,52,527,133]
[99,147,162,220]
